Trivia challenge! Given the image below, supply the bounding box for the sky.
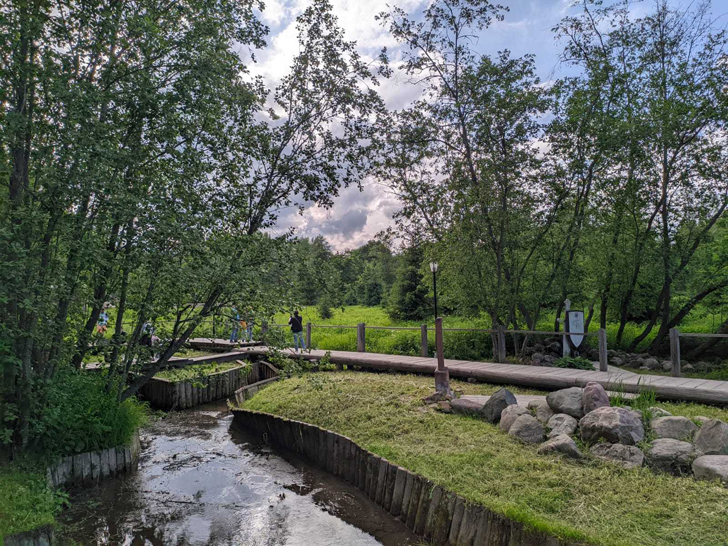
[246,0,728,252]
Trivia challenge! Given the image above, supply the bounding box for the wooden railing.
[669,328,728,377]
[258,322,727,379]
[263,321,610,370]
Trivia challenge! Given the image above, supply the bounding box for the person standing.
[243,308,254,342]
[230,306,240,343]
[288,310,305,352]
[96,307,110,335]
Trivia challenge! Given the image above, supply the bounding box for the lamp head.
[429,262,438,273]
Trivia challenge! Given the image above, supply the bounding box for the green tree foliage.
[388,246,430,321]
[0,0,384,452]
[376,0,727,353]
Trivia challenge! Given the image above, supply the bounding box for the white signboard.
[566,310,585,348]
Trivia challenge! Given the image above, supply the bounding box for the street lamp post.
[430,262,438,321]
[429,262,450,395]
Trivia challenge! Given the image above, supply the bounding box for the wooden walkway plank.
[224,344,728,405]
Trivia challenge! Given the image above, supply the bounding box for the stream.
[58,401,419,545]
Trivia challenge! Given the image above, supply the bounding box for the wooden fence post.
[497,325,506,363]
[421,324,428,357]
[261,321,268,336]
[212,312,217,338]
[357,323,366,352]
[669,328,681,377]
[306,322,312,350]
[598,328,608,372]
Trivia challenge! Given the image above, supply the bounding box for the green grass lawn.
[0,462,64,543]
[241,371,728,546]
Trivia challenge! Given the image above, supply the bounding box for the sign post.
[564,302,585,357]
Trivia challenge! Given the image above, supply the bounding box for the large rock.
[694,419,728,455]
[644,357,660,370]
[651,416,698,441]
[499,405,529,433]
[579,406,645,445]
[591,443,644,469]
[527,399,554,424]
[451,398,484,417]
[481,388,517,423]
[547,413,578,439]
[546,387,584,418]
[582,382,610,414]
[508,415,545,444]
[692,456,728,485]
[646,439,695,475]
[537,434,583,459]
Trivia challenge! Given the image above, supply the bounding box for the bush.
[553,356,593,370]
[32,371,148,458]
[317,298,334,320]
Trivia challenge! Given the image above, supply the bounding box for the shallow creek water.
[59,402,418,545]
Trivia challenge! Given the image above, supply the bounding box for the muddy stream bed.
[58,402,419,545]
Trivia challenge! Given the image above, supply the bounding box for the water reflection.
[59,402,417,546]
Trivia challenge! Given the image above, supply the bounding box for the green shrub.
[553,356,593,370]
[33,371,148,458]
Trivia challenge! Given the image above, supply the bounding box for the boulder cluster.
[524,339,718,373]
[451,384,728,486]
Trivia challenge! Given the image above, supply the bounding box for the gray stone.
[547,413,578,439]
[644,357,661,370]
[451,398,484,417]
[662,361,672,372]
[499,405,529,433]
[647,439,695,475]
[648,407,672,418]
[537,434,583,459]
[527,399,554,424]
[480,388,517,423]
[531,352,545,361]
[546,387,584,418]
[508,415,545,444]
[694,416,711,426]
[694,419,728,455]
[582,382,610,414]
[692,455,728,485]
[591,443,645,469]
[610,357,624,367]
[579,406,645,445]
[651,416,698,441]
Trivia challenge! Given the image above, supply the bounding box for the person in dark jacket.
[288,311,306,352]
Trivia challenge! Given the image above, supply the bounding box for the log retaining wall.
[232,408,571,546]
[140,362,253,410]
[45,430,141,489]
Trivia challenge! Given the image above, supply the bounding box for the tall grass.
[35,371,148,459]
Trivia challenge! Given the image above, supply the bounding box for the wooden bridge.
[187,338,728,406]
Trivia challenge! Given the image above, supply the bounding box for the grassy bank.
[0,463,65,543]
[242,372,728,546]
[0,372,148,543]
[155,361,244,381]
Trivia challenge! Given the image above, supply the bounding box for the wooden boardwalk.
[234,345,728,405]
